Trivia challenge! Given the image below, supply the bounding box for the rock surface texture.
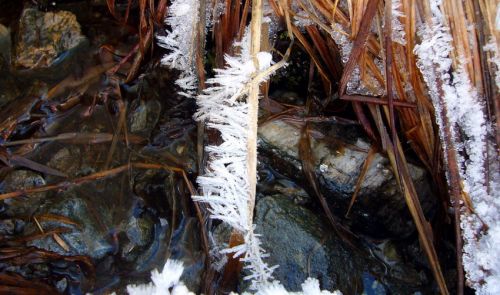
[13,8,87,80]
[258,119,436,238]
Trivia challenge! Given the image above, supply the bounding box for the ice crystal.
[329,23,383,96]
[391,0,406,45]
[126,260,341,295]
[192,28,276,289]
[157,0,200,97]
[127,260,194,295]
[484,39,500,89]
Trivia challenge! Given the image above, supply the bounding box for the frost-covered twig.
[192,26,276,289]
[414,1,500,294]
[157,0,199,97]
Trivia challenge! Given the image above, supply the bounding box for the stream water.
[0,1,460,294]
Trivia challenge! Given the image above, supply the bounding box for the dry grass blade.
[338,0,380,95]
[219,232,245,292]
[37,214,81,228]
[104,100,127,169]
[0,247,94,273]
[369,104,450,295]
[155,0,168,23]
[298,125,360,250]
[8,155,67,177]
[47,62,115,100]
[52,233,70,252]
[9,228,72,244]
[345,146,376,218]
[247,0,263,221]
[1,132,145,147]
[341,94,417,108]
[0,162,185,201]
[0,272,60,295]
[383,0,397,147]
[352,102,378,142]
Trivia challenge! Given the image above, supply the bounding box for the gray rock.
[258,119,436,238]
[248,195,429,294]
[28,194,115,260]
[0,218,24,236]
[0,169,47,216]
[46,146,82,178]
[125,215,154,248]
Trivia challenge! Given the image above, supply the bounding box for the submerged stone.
[13,8,88,81]
[249,194,430,294]
[128,98,162,138]
[0,169,47,216]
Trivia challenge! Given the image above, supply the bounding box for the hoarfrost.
[127,259,194,295]
[193,28,277,289]
[391,0,406,45]
[414,1,500,294]
[483,39,500,89]
[157,0,200,97]
[127,259,341,295]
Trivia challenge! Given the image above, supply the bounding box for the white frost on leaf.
[329,23,383,96]
[391,0,406,45]
[157,0,200,97]
[192,28,277,289]
[414,1,500,294]
[484,38,500,89]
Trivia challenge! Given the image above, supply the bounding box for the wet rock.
[0,24,10,65]
[119,211,157,266]
[27,193,115,260]
[13,8,88,81]
[247,194,429,294]
[258,119,436,238]
[0,24,20,108]
[128,98,162,138]
[257,162,312,205]
[0,169,47,216]
[46,146,82,178]
[0,218,24,235]
[125,215,154,248]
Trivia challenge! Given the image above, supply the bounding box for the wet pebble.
[28,195,115,260]
[128,99,162,138]
[0,170,47,216]
[46,146,82,178]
